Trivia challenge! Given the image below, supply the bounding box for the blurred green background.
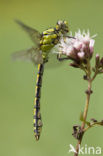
[0,0,103,156]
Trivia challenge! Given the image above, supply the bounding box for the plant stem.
[83,122,102,132]
[74,79,92,156]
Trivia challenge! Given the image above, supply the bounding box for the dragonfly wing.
[12,47,43,64]
[15,20,41,45]
[44,45,65,68]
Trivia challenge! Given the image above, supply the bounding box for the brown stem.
[91,70,98,81]
[84,122,102,132]
[74,78,92,156]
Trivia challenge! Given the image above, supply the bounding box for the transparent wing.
[44,46,66,68]
[12,47,43,64]
[15,20,41,45]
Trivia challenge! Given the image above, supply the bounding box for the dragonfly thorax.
[40,29,58,62]
[40,20,69,63]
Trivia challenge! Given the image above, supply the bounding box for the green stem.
[84,122,103,132]
[74,62,92,156]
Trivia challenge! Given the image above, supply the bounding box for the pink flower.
[58,30,96,61]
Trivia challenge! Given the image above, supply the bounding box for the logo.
[68,144,102,155]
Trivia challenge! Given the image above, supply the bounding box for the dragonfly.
[12,20,69,140]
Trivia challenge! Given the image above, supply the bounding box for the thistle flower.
[58,30,96,63]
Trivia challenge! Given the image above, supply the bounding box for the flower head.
[58,30,96,62]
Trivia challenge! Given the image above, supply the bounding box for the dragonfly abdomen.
[33,64,44,140]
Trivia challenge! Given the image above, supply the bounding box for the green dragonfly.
[12,20,69,140]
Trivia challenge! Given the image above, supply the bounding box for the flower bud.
[77,52,85,59]
[100,57,103,66]
[95,54,100,67]
[69,63,79,68]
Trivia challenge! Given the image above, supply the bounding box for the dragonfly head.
[56,20,69,34]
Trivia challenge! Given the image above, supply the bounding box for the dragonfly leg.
[57,54,69,61]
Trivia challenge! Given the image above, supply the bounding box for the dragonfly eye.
[64,20,68,25]
[56,20,69,34]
